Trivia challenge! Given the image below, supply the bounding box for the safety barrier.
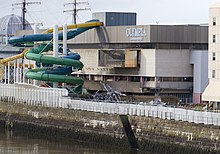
[0,83,68,107]
[1,83,220,126]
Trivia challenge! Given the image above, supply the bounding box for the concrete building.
[0,12,208,103]
[203,3,220,107]
[68,22,208,103]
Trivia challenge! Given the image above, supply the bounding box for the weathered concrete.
[0,101,129,148]
[0,101,219,154]
[129,116,220,152]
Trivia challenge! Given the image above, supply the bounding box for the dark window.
[115,76,127,81]
[182,77,193,82]
[213,17,216,26]
[213,35,216,43]
[212,70,216,78]
[144,77,155,81]
[213,52,216,61]
[128,76,140,82]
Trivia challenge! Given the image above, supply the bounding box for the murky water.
[0,130,143,154]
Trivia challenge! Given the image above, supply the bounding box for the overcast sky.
[0,0,219,26]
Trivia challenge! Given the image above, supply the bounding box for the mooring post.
[119,114,138,149]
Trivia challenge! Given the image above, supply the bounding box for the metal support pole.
[16,59,19,82]
[4,66,7,84]
[53,25,58,88]
[23,61,25,83]
[63,24,67,55]
[13,61,16,83]
[7,62,10,84]
[33,23,39,85]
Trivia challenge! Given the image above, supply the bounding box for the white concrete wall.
[139,49,156,76]
[155,49,192,77]
[209,4,220,82]
[202,3,220,102]
[73,49,98,74]
[73,49,113,75]
[190,50,208,93]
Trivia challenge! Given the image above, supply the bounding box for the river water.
[0,130,144,154]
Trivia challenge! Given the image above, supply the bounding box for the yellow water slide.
[0,48,28,65]
[42,21,103,34]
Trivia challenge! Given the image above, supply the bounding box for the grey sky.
[0,0,219,26]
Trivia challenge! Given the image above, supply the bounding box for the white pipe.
[5,35,8,45]
[53,25,59,88]
[7,62,10,84]
[63,24,67,55]
[23,61,25,83]
[34,24,39,35]
[33,24,39,86]
[5,25,8,45]
[19,59,22,82]
[13,61,16,83]
[4,66,7,84]
[63,24,67,88]
[16,59,19,82]
[53,25,59,58]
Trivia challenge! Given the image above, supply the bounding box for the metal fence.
[1,83,220,126]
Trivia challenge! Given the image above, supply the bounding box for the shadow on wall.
[96,26,110,43]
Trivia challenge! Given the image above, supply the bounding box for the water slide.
[8,20,103,93]
[0,21,102,65]
[0,49,28,65]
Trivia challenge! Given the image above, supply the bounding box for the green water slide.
[25,43,84,86]
[8,20,103,93]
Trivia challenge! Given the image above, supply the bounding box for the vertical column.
[4,65,7,84]
[23,61,25,83]
[16,59,19,82]
[7,62,10,84]
[63,24,67,88]
[5,35,8,45]
[63,24,67,55]
[13,61,16,83]
[33,24,39,86]
[53,25,58,88]
[19,59,22,82]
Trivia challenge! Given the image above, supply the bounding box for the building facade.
[0,12,208,103]
[68,24,208,103]
[203,3,220,107]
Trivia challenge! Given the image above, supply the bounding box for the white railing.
[0,83,68,107]
[61,98,220,126]
[1,83,220,126]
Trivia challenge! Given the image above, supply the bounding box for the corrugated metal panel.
[69,24,206,44]
[150,25,208,43]
[69,25,150,44]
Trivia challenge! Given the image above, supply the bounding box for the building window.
[115,76,127,81]
[213,52,216,61]
[182,77,193,82]
[213,17,216,26]
[128,76,140,82]
[213,35,216,43]
[212,70,216,78]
